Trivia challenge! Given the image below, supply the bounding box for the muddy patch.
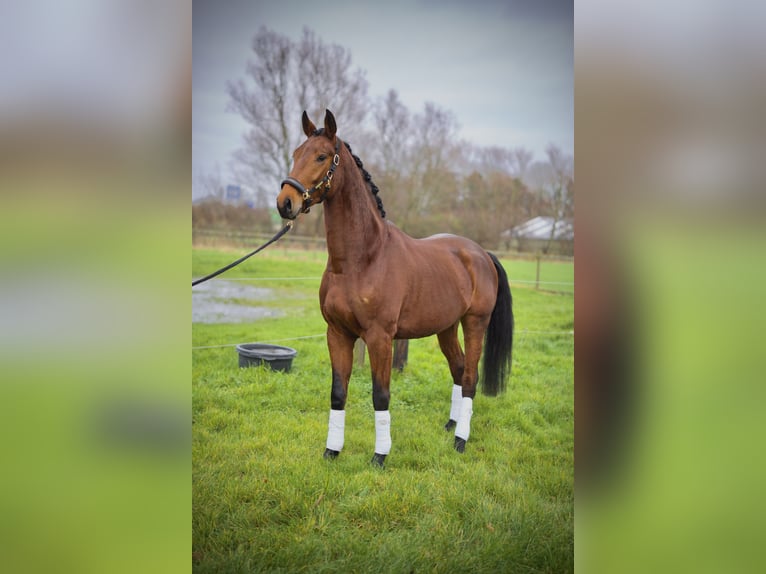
[192,280,283,323]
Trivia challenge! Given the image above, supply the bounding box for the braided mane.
[311,129,386,219]
[343,141,386,219]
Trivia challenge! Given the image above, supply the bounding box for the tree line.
[194,26,573,253]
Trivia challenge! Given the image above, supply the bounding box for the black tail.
[481,253,514,396]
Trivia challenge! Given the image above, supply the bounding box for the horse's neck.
[323,161,386,274]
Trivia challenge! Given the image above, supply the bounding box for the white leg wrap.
[374,410,391,455]
[455,397,473,441]
[326,409,345,452]
[449,384,463,421]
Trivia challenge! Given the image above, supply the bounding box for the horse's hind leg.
[437,323,465,431]
[453,315,489,452]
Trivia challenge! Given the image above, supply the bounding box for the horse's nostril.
[284,197,292,213]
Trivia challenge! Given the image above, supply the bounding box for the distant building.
[221,184,262,207]
[503,216,573,255]
[225,185,242,202]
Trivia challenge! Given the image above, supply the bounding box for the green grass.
[501,258,574,293]
[193,248,573,573]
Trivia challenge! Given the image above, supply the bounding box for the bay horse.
[277,109,514,467]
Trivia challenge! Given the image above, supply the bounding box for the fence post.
[536,252,541,290]
[354,339,366,367]
[393,340,409,372]
[354,339,409,371]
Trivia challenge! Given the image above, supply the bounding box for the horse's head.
[277,109,340,220]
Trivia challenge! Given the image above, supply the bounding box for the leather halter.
[281,136,341,213]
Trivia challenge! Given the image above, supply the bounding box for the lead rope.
[191,220,293,287]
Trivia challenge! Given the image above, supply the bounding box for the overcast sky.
[193,0,573,193]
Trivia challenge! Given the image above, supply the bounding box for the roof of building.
[506,216,573,240]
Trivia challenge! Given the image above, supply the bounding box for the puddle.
[192,280,284,323]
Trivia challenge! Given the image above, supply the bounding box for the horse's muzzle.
[277,196,297,220]
[277,180,303,219]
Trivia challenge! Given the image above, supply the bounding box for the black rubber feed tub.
[236,343,297,372]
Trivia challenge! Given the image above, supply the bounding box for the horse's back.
[419,232,487,256]
[411,232,495,282]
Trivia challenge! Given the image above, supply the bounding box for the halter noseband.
[281,136,340,213]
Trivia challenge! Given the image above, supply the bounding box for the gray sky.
[193,0,572,193]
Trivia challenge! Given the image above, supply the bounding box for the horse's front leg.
[324,326,355,460]
[365,328,394,468]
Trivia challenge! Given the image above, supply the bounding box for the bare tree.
[542,143,574,253]
[373,89,411,175]
[194,164,225,201]
[296,28,369,143]
[412,102,459,174]
[479,146,512,174]
[368,90,413,225]
[226,27,370,209]
[511,146,534,182]
[407,102,460,222]
[368,99,460,233]
[227,28,293,186]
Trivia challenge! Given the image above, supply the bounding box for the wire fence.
[193,229,573,291]
[193,228,574,262]
[192,330,573,351]
[192,280,574,350]
[198,276,573,287]
[192,242,574,352]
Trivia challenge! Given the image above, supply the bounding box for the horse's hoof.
[370,453,387,468]
[454,437,466,453]
[324,448,340,460]
[444,419,457,431]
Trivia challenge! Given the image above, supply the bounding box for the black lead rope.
[192,221,293,287]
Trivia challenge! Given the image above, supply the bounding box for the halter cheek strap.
[281,138,340,213]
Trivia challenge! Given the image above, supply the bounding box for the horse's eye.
[317,154,327,162]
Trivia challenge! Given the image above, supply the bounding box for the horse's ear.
[302,111,316,137]
[324,109,336,139]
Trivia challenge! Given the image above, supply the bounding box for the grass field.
[192,248,574,573]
